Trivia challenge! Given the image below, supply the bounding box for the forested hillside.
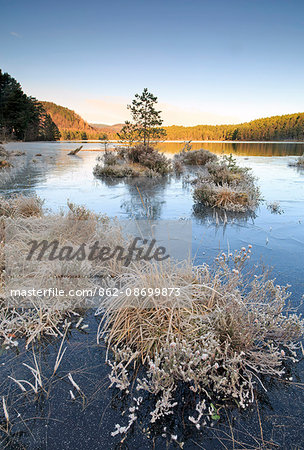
[0,70,60,141]
[41,102,116,140]
[165,113,304,141]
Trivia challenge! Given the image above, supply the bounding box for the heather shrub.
[0,145,9,158]
[205,154,251,186]
[0,197,131,347]
[205,160,240,185]
[173,158,184,174]
[267,201,284,214]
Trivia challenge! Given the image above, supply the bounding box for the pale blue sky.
[1,0,304,125]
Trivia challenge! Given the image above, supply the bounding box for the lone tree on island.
[118,88,166,146]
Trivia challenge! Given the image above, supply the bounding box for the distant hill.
[91,123,124,132]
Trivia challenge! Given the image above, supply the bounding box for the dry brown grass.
[99,260,210,356]
[0,195,43,218]
[192,155,261,212]
[0,196,132,347]
[193,182,254,212]
[99,251,303,362]
[100,250,303,430]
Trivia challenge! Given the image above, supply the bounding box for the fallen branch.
[68,145,83,155]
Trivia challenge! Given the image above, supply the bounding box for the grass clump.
[0,194,44,218]
[94,145,172,179]
[121,145,172,175]
[0,145,19,170]
[99,249,304,434]
[267,201,284,214]
[193,182,252,211]
[0,196,131,347]
[193,154,260,212]
[94,162,150,178]
[174,147,217,167]
[289,153,304,168]
[0,145,27,187]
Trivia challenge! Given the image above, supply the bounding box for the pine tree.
[117,120,139,147]
[126,88,166,146]
[0,70,60,141]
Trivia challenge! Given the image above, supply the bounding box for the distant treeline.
[0,70,60,141]
[165,113,304,141]
[64,113,304,142]
[59,130,110,140]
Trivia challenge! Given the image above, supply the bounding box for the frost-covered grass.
[289,153,304,168]
[193,181,256,211]
[0,195,303,443]
[173,149,260,212]
[94,145,172,178]
[192,155,261,212]
[0,145,26,186]
[174,147,217,166]
[267,201,284,214]
[0,194,44,218]
[0,195,129,347]
[99,249,303,434]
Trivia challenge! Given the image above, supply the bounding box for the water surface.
[1,141,304,449]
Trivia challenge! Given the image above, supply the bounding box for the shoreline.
[3,139,304,144]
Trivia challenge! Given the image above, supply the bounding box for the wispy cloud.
[10,31,22,38]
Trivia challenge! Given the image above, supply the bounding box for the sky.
[1,0,304,126]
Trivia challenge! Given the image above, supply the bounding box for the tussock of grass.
[94,162,154,178]
[0,195,44,218]
[0,196,131,346]
[289,153,304,168]
[0,146,27,187]
[174,147,217,166]
[267,201,284,214]
[99,249,303,432]
[0,160,11,169]
[94,145,172,178]
[193,155,260,212]
[0,145,25,161]
[193,182,253,211]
